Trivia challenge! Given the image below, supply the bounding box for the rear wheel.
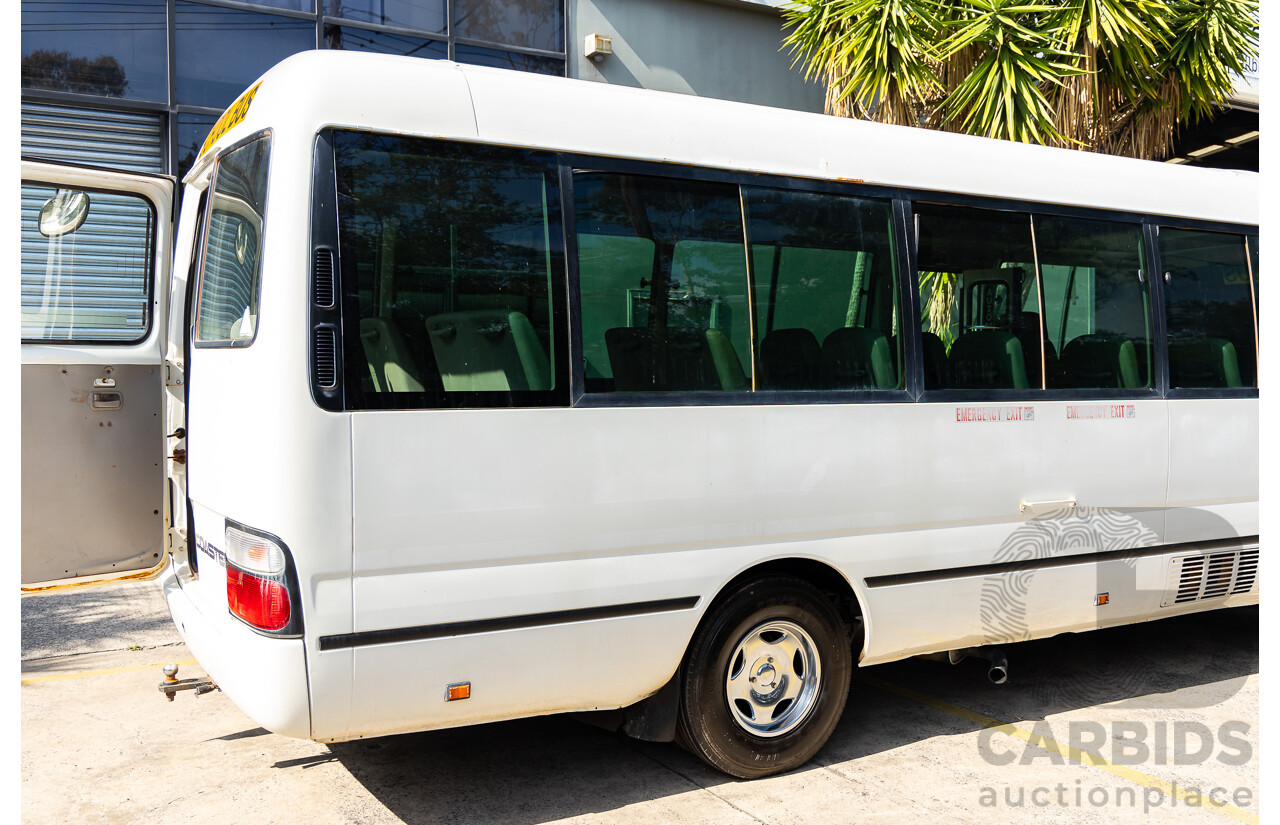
[676,576,852,778]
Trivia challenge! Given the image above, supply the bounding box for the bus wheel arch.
[674,560,863,778]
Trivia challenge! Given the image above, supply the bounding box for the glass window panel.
[176,113,218,182]
[333,132,564,408]
[243,0,314,11]
[915,204,1039,390]
[196,136,271,345]
[743,187,901,391]
[575,173,749,393]
[21,0,168,102]
[324,25,446,59]
[328,0,445,34]
[1160,229,1256,388]
[175,2,315,110]
[454,45,564,76]
[1033,216,1152,390]
[453,0,564,52]
[21,184,154,342]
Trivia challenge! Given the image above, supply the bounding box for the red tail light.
[227,565,291,631]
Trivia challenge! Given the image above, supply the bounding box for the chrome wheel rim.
[724,619,821,738]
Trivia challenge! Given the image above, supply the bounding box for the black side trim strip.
[864,536,1259,588]
[318,596,701,651]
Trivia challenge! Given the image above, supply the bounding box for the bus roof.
[200,49,1256,227]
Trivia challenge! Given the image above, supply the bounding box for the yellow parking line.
[21,658,197,685]
[859,675,1257,825]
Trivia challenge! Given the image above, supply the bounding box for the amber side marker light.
[1096,593,1110,606]
[446,682,471,701]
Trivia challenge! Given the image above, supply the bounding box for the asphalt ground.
[20,579,1259,825]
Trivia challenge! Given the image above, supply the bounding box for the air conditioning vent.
[1173,555,1205,604]
[1163,547,1259,607]
[314,249,335,308]
[1233,549,1259,594]
[314,328,337,389]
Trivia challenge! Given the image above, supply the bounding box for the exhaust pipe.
[983,648,1008,684]
[916,646,1009,684]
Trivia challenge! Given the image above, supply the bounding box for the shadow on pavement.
[323,606,1256,824]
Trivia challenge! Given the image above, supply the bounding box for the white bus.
[20,50,1258,778]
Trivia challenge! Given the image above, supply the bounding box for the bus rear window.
[331,131,566,410]
[195,134,270,346]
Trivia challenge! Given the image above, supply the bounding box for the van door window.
[21,183,156,343]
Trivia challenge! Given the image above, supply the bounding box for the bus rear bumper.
[160,560,312,739]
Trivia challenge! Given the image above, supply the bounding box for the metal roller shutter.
[21,101,165,173]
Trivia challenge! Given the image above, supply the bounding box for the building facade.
[20,0,824,178]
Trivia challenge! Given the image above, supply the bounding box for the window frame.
[310,136,1259,410]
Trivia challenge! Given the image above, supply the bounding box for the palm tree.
[781,0,1258,160]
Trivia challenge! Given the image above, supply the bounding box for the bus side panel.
[858,549,1258,666]
[345,397,1167,737]
[1166,398,1259,543]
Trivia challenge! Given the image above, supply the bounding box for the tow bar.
[158,662,219,701]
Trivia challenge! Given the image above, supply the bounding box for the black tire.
[676,575,852,779]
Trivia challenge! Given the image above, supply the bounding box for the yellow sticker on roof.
[199,82,262,158]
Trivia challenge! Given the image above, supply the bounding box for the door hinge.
[164,362,184,387]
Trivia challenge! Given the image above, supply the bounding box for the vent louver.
[314,328,337,389]
[1163,547,1259,607]
[314,249,335,308]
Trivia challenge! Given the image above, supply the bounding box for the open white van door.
[20,159,175,586]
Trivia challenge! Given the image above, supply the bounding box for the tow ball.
[158,663,218,701]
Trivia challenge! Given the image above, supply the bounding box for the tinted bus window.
[1159,229,1256,388]
[915,204,1039,390]
[575,173,750,393]
[196,134,270,345]
[743,187,901,390]
[333,132,564,408]
[1034,216,1152,389]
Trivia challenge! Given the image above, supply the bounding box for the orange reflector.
[446,682,471,701]
[1096,593,1110,606]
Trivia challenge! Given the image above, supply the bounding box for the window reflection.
[915,205,1039,390]
[453,0,564,52]
[1034,216,1152,390]
[329,0,446,34]
[242,0,314,11]
[175,2,314,109]
[575,173,750,393]
[744,188,901,391]
[176,112,218,181]
[324,25,446,59]
[334,132,564,407]
[455,45,563,77]
[21,0,168,102]
[1160,229,1256,388]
